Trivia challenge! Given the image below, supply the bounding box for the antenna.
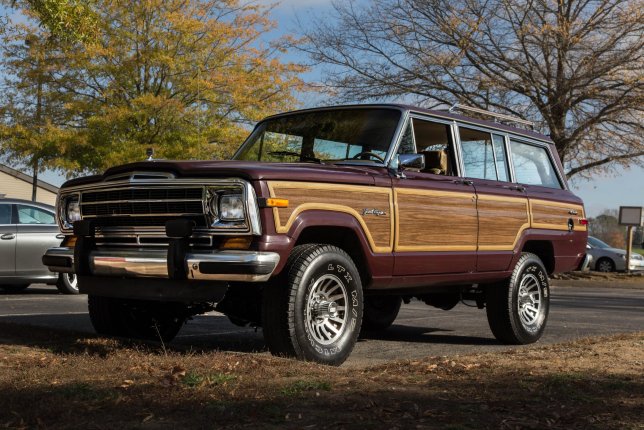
[447,104,535,130]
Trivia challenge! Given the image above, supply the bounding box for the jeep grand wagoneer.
[43,105,588,365]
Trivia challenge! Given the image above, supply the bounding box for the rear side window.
[0,204,11,224]
[459,127,510,181]
[510,140,562,189]
[16,205,55,224]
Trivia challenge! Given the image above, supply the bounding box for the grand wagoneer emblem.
[362,208,387,216]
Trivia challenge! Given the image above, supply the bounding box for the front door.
[0,203,16,276]
[393,117,478,275]
[15,204,60,277]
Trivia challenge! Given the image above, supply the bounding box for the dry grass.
[0,323,642,429]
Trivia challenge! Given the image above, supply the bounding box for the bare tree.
[301,0,644,178]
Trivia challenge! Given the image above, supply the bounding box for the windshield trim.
[232,105,407,164]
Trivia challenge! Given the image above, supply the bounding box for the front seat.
[420,150,448,175]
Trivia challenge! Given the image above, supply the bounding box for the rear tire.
[1,284,29,293]
[262,244,363,366]
[56,273,79,295]
[362,296,401,331]
[486,253,550,344]
[88,295,186,342]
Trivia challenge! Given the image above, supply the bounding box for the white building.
[0,164,59,206]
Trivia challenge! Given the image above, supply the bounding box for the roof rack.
[447,104,535,130]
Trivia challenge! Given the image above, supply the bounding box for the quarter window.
[459,127,509,181]
[510,140,562,189]
[17,205,55,224]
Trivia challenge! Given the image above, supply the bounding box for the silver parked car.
[586,236,644,272]
[0,197,78,294]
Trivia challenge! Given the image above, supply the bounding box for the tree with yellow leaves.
[1,0,304,177]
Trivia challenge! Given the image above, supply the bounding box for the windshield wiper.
[267,151,323,164]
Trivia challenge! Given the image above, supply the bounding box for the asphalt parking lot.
[1,280,642,366]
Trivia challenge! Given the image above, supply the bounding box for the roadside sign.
[618,206,643,226]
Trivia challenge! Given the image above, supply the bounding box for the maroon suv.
[44,105,588,365]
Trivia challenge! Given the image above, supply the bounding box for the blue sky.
[6,1,643,217]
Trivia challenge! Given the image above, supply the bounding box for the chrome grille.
[80,186,207,228]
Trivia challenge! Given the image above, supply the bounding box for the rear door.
[15,204,61,277]
[457,126,530,272]
[0,203,16,276]
[393,116,478,275]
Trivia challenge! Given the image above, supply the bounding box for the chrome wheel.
[65,273,78,291]
[305,274,348,345]
[517,273,542,328]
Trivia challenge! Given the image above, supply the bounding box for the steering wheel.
[351,152,385,163]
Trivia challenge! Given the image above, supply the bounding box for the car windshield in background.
[588,237,611,249]
[234,108,401,164]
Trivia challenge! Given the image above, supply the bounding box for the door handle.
[1,233,15,240]
[506,185,526,192]
[453,179,474,186]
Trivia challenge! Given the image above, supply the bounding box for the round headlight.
[219,194,245,221]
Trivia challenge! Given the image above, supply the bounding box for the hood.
[61,159,387,188]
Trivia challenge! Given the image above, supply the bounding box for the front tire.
[596,257,615,273]
[486,253,550,344]
[56,273,79,295]
[262,244,363,366]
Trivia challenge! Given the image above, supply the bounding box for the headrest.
[420,150,448,174]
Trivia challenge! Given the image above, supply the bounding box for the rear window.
[0,204,11,224]
[510,140,562,189]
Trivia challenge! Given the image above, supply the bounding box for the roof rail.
[447,104,535,130]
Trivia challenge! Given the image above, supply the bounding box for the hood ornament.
[146,147,154,161]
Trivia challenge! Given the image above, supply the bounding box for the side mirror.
[398,153,425,170]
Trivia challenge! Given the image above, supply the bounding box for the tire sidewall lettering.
[298,253,362,360]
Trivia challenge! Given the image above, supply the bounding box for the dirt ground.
[0,322,642,429]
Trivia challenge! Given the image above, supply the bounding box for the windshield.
[588,236,611,249]
[233,108,401,163]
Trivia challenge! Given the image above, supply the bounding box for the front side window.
[510,140,562,189]
[0,204,11,224]
[459,127,509,181]
[396,118,455,175]
[235,108,401,163]
[17,205,55,224]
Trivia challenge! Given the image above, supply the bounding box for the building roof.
[0,163,60,194]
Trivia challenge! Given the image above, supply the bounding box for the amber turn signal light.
[221,237,252,250]
[265,198,289,208]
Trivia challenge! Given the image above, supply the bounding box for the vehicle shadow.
[0,285,60,295]
[0,313,500,360]
[359,325,499,346]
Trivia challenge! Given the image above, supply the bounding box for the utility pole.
[26,36,43,202]
[32,76,42,202]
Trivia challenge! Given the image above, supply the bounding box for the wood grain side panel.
[395,189,477,251]
[530,199,587,232]
[477,196,530,251]
[268,181,394,252]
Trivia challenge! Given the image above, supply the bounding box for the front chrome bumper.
[43,247,280,282]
